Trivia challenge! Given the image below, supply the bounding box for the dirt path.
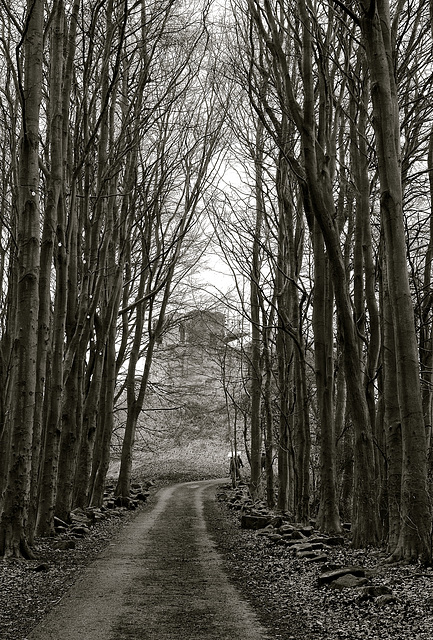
[27,479,269,640]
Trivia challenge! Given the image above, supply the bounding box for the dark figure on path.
[229,454,244,488]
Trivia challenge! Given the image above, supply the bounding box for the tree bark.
[380,248,402,548]
[312,221,341,533]
[89,279,121,507]
[261,316,275,509]
[56,187,82,522]
[360,0,431,562]
[36,1,68,537]
[422,128,433,490]
[0,0,43,557]
[249,117,265,501]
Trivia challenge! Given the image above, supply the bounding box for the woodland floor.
[2,444,433,640]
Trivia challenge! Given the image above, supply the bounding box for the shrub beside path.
[27,478,269,640]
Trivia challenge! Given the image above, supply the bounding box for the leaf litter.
[1,472,433,640]
[206,485,433,640]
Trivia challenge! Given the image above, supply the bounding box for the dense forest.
[0,0,432,566]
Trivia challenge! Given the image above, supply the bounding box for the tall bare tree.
[357,0,431,562]
[0,0,44,558]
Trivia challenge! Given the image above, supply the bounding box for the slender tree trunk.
[116,265,178,498]
[294,339,311,524]
[292,228,310,524]
[274,147,296,513]
[89,288,120,506]
[88,191,123,503]
[0,102,17,502]
[0,0,43,557]
[36,197,68,535]
[352,53,382,482]
[249,118,265,501]
[312,221,341,533]
[276,328,291,513]
[73,328,104,509]
[422,128,433,490]
[56,354,83,521]
[360,0,431,562]
[334,349,351,521]
[0,261,16,508]
[380,252,402,550]
[36,2,68,536]
[28,208,52,542]
[56,188,82,521]
[115,240,148,499]
[261,321,275,509]
[116,327,163,498]
[29,180,55,541]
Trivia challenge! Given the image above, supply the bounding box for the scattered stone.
[54,526,68,535]
[54,516,69,529]
[278,524,295,535]
[376,594,398,606]
[282,538,306,547]
[270,516,284,528]
[133,491,150,502]
[215,481,433,640]
[114,496,131,508]
[70,526,90,537]
[358,585,393,600]
[92,512,107,523]
[306,554,329,563]
[317,566,366,587]
[292,542,324,555]
[85,508,108,524]
[267,534,284,542]
[298,525,313,537]
[329,574,369,590]
[241,514,273,530]
[287,530,307,540]
[298,550,322,559]
[52,540,76,551]
[70,509,92,527]
[291,543,313,553]
[323,535,345,546]
[256,525,275,536]
[306,536,327,545]
[228,501,243,510]
[320,562,341,572]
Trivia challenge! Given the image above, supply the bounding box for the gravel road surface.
[27,478,269,640]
